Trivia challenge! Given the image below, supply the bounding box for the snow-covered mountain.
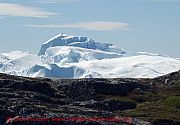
[0,51,42,76]
[0,33,180,78]
[38,33,126,56]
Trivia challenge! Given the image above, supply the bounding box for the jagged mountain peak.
[38,33,126,56]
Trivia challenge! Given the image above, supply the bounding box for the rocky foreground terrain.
[0,71,180,125]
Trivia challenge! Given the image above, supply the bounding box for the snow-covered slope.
[41,46,123,64]
[0,33,180,78]
[73,55,180,78]
[0,51,42,76]
[1,51,30,60]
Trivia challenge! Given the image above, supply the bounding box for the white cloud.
[36,0,83,3]
[0,3,58,18]
[26,21,129,31]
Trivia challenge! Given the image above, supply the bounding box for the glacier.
[1,33,180,78]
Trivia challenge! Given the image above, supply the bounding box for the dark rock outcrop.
[57,78,151,101]
[78,99,136,111]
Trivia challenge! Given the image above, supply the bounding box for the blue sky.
[0,0,180,57]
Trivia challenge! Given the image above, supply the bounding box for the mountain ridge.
[0,33,180,78]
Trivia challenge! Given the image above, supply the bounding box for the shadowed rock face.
[0,71,180,125]
[57,79,152,101]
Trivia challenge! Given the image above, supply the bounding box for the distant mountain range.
[0,33,180,78]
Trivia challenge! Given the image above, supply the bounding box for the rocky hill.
[0,71,180,125]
